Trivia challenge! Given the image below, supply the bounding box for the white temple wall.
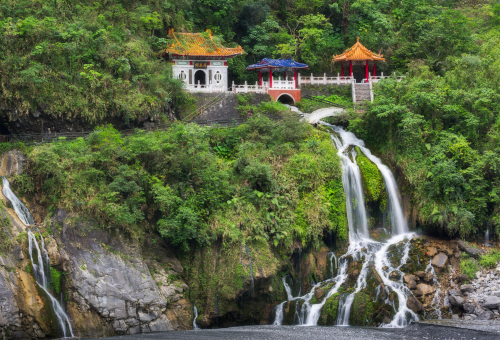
[172,60,228,89]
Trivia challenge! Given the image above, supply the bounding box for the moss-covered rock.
[318,293,340,325]
[348,292,374,326]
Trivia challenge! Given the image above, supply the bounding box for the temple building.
[332,37,385,82]
[163,29,244,92]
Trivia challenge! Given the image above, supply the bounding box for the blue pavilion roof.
[246,58,308,70]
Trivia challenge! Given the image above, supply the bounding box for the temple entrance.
[194,70,206,85]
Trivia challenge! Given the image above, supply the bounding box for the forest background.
[1,0,500,245]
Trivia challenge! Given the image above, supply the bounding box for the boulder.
[413,289,423,297]
[423,272,434,283]
[448,295,465,308]
[403,274,418,284]
[481,296,500,309]
[407,296,423,313]
[431,253,448,269]
[407,280,417,290]
[439,245,454,256]
[452,314,460,320]
[461,284,474,293]
[415,271,426,279]
[417,284,436,296]
[426,247,438,257]
[457,240,481,258]
[383,316,391,324]
[314,288,326,300]
[448,289,461,296]
[463,303,476,314]
[476,308,494,320]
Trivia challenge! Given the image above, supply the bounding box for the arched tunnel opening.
[277,94,295,105]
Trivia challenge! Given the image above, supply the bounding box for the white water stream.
[273,122,418,327]
[193,306,200,330]
[3,176,74,338]
[28,230,74,337]
[2,177,35,225]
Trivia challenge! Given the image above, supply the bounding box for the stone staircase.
[352,83,372,104]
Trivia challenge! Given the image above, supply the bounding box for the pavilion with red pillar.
[332,37,385,82]
[246,58,308,103]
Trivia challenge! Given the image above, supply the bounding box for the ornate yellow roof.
[164,29,244,58]
[332,37,385,62]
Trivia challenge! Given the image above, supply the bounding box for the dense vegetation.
[346,3,500,238]
[14,114,345,251]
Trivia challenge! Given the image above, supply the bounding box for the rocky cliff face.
[0,104,177,135]
[0,198,193,339]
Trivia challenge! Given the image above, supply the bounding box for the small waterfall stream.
[3,176,74,337]
[193,306,200,330]
[28,230,74,337]
[273,123,418,327]
[2,177,35,225]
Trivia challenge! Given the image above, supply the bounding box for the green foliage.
[479,250,500,269]
[460,257,480,280]
[355,147,384,203]
[50,267,62,295]
[0,0,190,124]
[21,115,345,250]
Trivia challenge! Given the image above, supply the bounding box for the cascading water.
[485,227,490,247]
[28,230,74,337]
[273,123,418,327]
[2,177,35,225]
[193,306,200,330]
[4,177,73,338]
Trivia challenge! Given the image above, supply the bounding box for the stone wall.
[191,93,271,122]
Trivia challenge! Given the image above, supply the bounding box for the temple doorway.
[194,70,206,85]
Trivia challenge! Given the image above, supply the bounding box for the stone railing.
[299,73,354,86]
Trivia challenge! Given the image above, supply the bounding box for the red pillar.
[269,68,273,88]
[341,62,344,77]
[372,63,376,79]
[259,69,262,86]
[294,69,298,88]
[349,61,352,77]
[365,61,369,82]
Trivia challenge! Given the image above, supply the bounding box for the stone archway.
[194,70,206,85]
[276,93,295,105]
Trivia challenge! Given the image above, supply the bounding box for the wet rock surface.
[93,323,500,340]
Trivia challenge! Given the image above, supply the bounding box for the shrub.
[460,258,479,279]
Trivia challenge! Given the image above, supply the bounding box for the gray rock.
[481,296,500,309]
[458,240,481,258]
[476,308,494,320]
[149,315,174,332]
[463,303,476,314]
[448,289,461,296]
[461,284,474,293]
[452,314,460,320]
[448,295,465,308]
[431,253,449,269]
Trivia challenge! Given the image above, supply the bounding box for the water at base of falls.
[273,123,418,328]
[28,230,74,338]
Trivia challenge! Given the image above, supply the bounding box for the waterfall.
[329,125,408,235]
[28,230,74,338]
[2,177,35,225]
[272,123,418,327]
[485,227,490,247]
[193,306,200,330]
